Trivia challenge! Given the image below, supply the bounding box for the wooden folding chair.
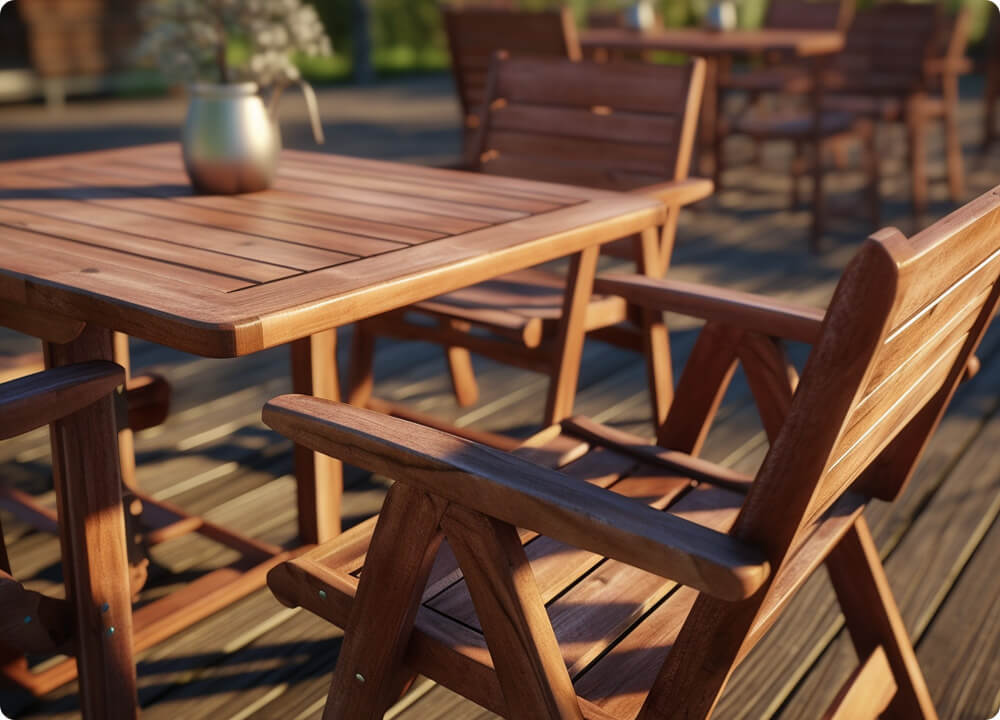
[348,55,711,434]
[267,186,1000,719]
[1,361,137,718]
[442,5,581,154]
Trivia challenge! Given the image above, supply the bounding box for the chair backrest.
[834,2,940,92]
[442,6,582,123]
[764,0,854,32]
[736,188,1000,557]
[468,54,705,191]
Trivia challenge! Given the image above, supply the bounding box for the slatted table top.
[0,143,663,357]
[581,27,845,56]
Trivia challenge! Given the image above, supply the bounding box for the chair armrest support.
[0,361,125,441]
[594,274,825,344]
[263,396,770,601]
[633,177,714,209]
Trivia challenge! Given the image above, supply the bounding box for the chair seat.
[395,268,630,348]
[721,67,811,94]
[730,110,857,140]
[270,421,866,719]
[822,94,904,122]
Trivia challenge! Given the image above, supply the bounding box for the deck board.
[1,76,999,720]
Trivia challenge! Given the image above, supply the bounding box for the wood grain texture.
[44,325,138,720]
[0,361,123,440]
[0,144,662,358]
[262,395,770,600]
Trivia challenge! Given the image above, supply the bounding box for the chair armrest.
[263,395,770,601]
[594,274,825,344]
[924,57,973,78]
[0,361,125,441]
[633,177,714,208]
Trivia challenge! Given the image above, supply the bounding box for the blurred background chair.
[821,3,971,217]
[442,5,581,156]
[348,54,710,435]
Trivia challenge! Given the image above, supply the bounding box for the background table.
[0,143,663,710]
[581,28,845,178]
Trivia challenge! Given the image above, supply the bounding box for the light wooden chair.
[0,361,137,713]
[266,186,1000,719]
[442,5,581,154]
[348,55,710,435]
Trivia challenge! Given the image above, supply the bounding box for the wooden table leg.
[290,329,342,543]
[44,326,138,720]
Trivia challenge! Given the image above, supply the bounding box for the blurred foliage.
[304,0,994,81]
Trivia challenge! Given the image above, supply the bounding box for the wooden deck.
[2,76,1000,719]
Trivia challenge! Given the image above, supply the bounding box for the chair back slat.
[472,55,704,190]
[834,3,939,89]
[442,7,581,121]
[737,189,1000,554]
[765,0,854,32]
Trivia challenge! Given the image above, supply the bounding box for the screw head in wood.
[318,590,327,600]
[355,673,365,683]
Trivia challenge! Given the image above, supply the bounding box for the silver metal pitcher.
[182,82,280,195]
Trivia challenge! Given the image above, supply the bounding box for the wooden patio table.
[0,142,664,716]
[581,28,845,178]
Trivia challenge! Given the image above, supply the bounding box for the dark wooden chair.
[982,13,999,152]
[0,361,137,714]
[442,5,581,153]
[348,54,711,433]
[821,3,972,217]
[718,84,880,252]
[717,0,855,126]
[265,185,1000,720]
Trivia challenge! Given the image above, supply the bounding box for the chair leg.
[347,322,376,407]
[907,97,929,220]
[0,515,9,575]
[444,320,479,407]
[442,505,583,719]
[942,76,964,204]
[656,322,742,454]
[861,120,882,229]
[985,72,998,152]
[736,333,796,444]
[790,139,805,210]
[825,516,938,720]
[543,245,600,426]
[322,483,446,719]
[809,137,825,253]
[831,136,850,170]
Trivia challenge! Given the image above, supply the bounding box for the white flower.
[138,0,333,86]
